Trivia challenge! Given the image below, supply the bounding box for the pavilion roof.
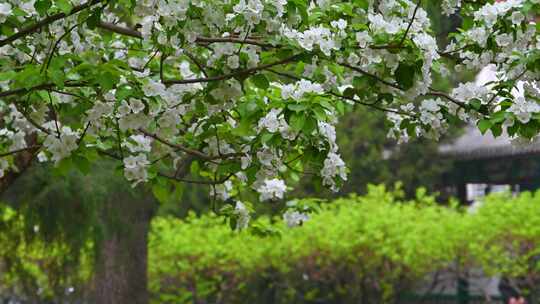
[439,125,540,160]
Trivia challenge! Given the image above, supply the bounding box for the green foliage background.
[3,187,540,303]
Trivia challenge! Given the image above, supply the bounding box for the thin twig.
[183,51,208,78]
[97,22,275,48]
[77,122,91,145]
[163,54,303,85]
[339,62,404,90]
[0,81,88,99]
[158,171,235,185]
[398,0,422,47]
[139,129,244,161]
[427,89,468,109]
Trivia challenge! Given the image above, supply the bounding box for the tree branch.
[163,54,302,85]
[339,62,404,90]
[398,0,422,47]
[427,89,468,109]
[0,81,89,99]
[0,0,103,47]
[139,129,243,161]
[158,171,235,185]
[0,145,41,158]
[97,21,275,48]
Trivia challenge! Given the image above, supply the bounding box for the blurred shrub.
[148,187,540,303]
[3,186,540,303]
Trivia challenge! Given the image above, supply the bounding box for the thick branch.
[0,0,103,47]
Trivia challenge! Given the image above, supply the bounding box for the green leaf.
[261,132,274,143]
[477,119,492,135]
[490,111,506,124]
[98,70,119,91]
[34,0,52,15]
[190,160,200,176]
[394,63,415,90]
[232,116,256,136]
[289,112,306,132]
[303,116,317,134]
[56,0,73,14]
[47,68,65,88]
[251,74,269,90]
[87,8,102,29]
[73,155,91,175]
[287,103,308,112]
[491,123,502,137]
[152,182,170,204]
[54,157,74,177]
[0,71,16,82]
[469,99,482,111]
[14,65,44,89]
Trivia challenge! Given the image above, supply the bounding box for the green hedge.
[2,186,540,303]
[148,186,540,303]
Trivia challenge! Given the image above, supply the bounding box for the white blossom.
[321,152,347,192]
[234,201,251,230]
[508,96,540,124]
[258,178,287,201]
[43,127,79,164]
[123,154,150,185]
[283,210,309,227]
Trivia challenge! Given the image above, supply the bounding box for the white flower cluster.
[117,98,151,131]
[283,210,309,228]
[257,178,286,201]
[257,108,295,140]
[234,201,251,230]
[321,152,347,192]
[0,3,12,24]
[508,96,540,124]
[451,82,490,104]
[441,0,461,16]
[280,79,324,101]
[317,121,347,191]
[473,0,523,27]
[281,25,339,56]
[122,135,153,153]
[419,99,447,139]
[123,154,150,186]
[212,180,234,201]
[42,127,79,164]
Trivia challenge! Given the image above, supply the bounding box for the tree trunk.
[93,190,156,304]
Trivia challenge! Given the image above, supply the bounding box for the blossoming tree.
[1,0,540,302]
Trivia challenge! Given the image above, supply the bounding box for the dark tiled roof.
[439,126,540,160]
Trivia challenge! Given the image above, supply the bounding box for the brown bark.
[93,190,157,304]
[0,135,39,195]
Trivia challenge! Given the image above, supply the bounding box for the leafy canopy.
[0,0,540,215]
